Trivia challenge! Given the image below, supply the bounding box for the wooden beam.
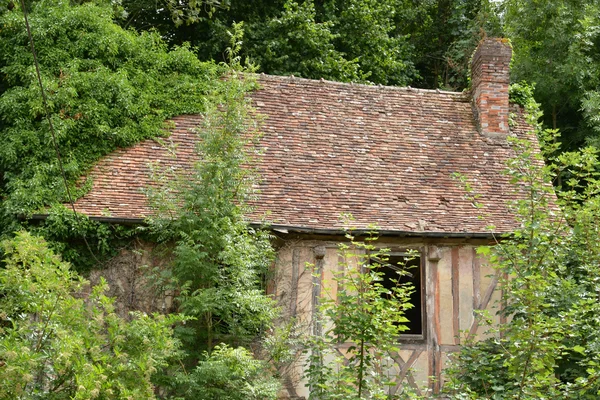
[451,248,460,345]
[290,248,300,317]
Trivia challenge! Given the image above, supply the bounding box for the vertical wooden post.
[472,248,481,314]
[427,246,442,394]
[290,248,300,317]
[451,248,460,345]
[312,246,326,336]
[309,246,326,399]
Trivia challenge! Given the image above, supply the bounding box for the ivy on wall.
[0,0,228,270]
[0,0,221,219]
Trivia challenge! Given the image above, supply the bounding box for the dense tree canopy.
[119,0,496,87]
[504,0,600,150]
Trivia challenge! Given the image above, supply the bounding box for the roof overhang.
[29,213,507,239]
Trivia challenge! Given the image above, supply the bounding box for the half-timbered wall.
[272,237,502,399]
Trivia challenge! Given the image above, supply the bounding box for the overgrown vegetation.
[4,0,600,398]
[504,0,600,149]
[445,92,600,399]
[120,0,500,89]
[0,231,183,399]
[0,0,219,227]
[0,3,280,396]
[184,344,281,400]
[304,229,415,399]
[0,0,223,270]
[143,28,280,397]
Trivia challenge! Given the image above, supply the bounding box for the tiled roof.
[72,75,536,234]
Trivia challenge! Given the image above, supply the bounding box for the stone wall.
[88,239,176,318]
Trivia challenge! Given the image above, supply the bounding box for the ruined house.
[46,38,539,396]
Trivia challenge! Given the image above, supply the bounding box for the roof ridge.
[255,73,469,97]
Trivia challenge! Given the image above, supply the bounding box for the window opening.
[372,252,423,336]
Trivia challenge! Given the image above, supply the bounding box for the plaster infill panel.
[475,257,500,341]
[321,247,340,306]
[295,246,316,323]
[274,246,294,318]
[320,247,340,335]
[458,246,475,335]
[411,349,430,395]
[437,248,454,345]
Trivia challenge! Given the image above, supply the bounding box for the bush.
[0,231,183,399]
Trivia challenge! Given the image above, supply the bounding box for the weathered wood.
[438,250,453,345]
[312,247,325,336]
[500,272,508,336]
[273,240,497,397]
[427,246,443,394]
[439,344,461,352]
[467,272,499,340]
[391,350,423,396]
[489,272,503,334]
[472,248,481,315]
[432,349,442,394]
[451,248,460,345]
[290,248,300,317]
[458,247,474,336]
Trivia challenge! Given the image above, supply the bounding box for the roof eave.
[29,214,509,239]
[263,223,507,239]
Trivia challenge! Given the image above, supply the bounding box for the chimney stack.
[471,38,512,139]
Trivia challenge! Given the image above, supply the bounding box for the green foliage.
[508,81,536,108]
[398,0,501,90]
[438,0,502,90]
[445,98,600,399]
[504,0,600,149]
[0,231,183,399]
[28,204,138,273]
[245,0,417,85]
[181,344,280,400]
[325,0,416,85]
[121,0,421,85]
[0,0,220,218]
[304,227,413,399]
[246,0,363,82]
[119,0,517,91]
[146,27,279,395]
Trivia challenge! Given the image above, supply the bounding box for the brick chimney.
[471,38,512,139]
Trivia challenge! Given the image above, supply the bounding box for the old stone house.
[44,38,539,396]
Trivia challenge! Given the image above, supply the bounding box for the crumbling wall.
[89,239,177,318]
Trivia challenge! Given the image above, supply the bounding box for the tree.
[323,0,417,85]
[120,0,420,85]
[304,228,414,399]
[245,0,362,82]
[445,92,600,399]
[0,231,182,399]
[0,0,225,272]
[1,1,281,398]
[119,0,530,90]
[395,0,502,90]
[144,29,280,397]
[184,344,280,400]
[503,0,600,149]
